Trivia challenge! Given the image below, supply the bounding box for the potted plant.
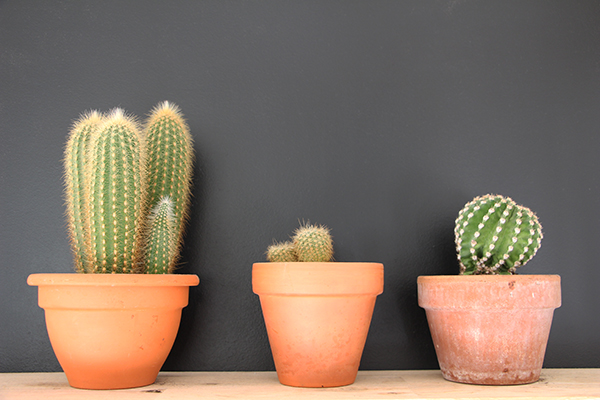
[252,222,384,388]
[418,194,561,385]
[27,102,199,390]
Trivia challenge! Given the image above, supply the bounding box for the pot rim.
[417,274,561,309]
[417,274,560,283]
[27,273,199,287]
[253,261,383,266]
[252,262,384,295]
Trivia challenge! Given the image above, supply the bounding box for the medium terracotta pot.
[417,275,561,385]
[27,273,199,390]
[252,262,383,388]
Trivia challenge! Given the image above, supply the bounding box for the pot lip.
[252,262,384,296]
[417,274,561,309]
[27,273,200,287]
[417,274,560,283]
[253,262,383,268]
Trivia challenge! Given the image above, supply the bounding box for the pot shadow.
[395,223,457,370]
[358,180,469,370]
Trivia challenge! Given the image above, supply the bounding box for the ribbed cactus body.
[64,111,104,272]
[266,241,297,262]
[64,102,193,274]
[144,101,193,264]
[145,197,177,274]
[455,194,543,275]
[293,223,334,262]
[87,109,146,273]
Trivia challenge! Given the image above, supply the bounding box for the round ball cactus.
[293,223,334,262]
[454,194,543,275]
[266,241,298,262]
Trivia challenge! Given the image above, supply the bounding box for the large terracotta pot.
[252,262,384,388]
[27,273,199,390]
[417,275,561,385]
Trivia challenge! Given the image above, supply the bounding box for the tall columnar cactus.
[266,222,334,262]
[454,194,543,275]
[87,109,147,273]
[144,196,177,274]
[144,101,194,271]
[64,110,104,272]
[64,102,194,274]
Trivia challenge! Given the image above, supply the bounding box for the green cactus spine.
[144,101,194,269]
[64,111,104,272]
[266,241,297,262]
[87,108,146,273]
[293,223,334,262]
[454,194,543,275]
[144,196,177,274]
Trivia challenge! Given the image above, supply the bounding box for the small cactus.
[144,197,177,274]
[266,241,297,262]
[63,102,194,274]
[293,223,334,262]
[454,194,543,275]
[266,222,334,263]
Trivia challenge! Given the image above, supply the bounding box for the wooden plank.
[0,369,598,400]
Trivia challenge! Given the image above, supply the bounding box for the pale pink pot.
[418,275,561,385]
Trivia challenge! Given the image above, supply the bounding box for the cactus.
[266,222,333,262]
[144,196,177,274]
[454,194,543,275]
[144,101,194,269]
[87,109,146,273]
[64,110,104,272]
[266,241,297,262]
[293,223,334,262]
[63,102,194,274]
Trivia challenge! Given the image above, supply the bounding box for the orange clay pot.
[417,275,561,385]
[252,262,384,388]
[27,273,199,390]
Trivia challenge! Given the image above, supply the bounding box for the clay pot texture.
[27,273,199,390]
[253,262,384,388]
[417,275,561,385]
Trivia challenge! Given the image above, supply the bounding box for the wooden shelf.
[1,369,598,399]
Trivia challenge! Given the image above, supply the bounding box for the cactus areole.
[454,194,543,275]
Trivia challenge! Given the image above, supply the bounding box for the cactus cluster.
[64,101,193,274]
[266,222,334,262]
[454,194,543,275]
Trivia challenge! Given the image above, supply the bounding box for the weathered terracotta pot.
[417,275,561,385]
[253,262,384,388]
[27,273,199,390]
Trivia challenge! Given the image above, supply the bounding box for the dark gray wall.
[1,1,599,373]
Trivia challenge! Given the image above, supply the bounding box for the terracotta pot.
[252,262,384,388]
[27,273,199,390]
[417,275,561,385]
